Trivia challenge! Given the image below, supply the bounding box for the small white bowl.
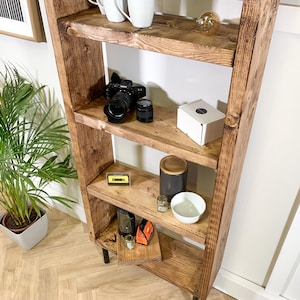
[170,192,206,224]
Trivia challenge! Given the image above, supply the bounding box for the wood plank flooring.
[0,208,235,300]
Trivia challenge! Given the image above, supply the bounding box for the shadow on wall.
[264,188,300,286]
[105,0,227,198]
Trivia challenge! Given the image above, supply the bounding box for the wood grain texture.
[0,208,235,300]
[141,233,204,293]
[87,162,211,245]
[44,0,279,298]
[199,1,280,298]
[118,227,162,265]
[96,217,207,293]
[59,9,239,67]
[75,98,222,169]
[45,0,115,241]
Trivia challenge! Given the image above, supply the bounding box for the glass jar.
[124,234,135,250]
[157,195,169,212]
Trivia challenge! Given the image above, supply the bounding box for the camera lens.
[136,99,153,123]
[104,91,132,123]
[106,105,125,119]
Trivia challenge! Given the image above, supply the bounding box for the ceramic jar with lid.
[160,155,188,201]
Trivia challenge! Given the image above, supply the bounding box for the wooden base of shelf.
[96,218,203,293]
[140,233,204,293]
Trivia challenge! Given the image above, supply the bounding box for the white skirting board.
[214,269,286,300]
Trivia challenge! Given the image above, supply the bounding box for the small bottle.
[124,234,135,250]
[157,195,169,212]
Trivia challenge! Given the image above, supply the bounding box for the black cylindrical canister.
[136,99,153,123]
[160,155,188,201]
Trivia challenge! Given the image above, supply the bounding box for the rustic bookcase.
[44,1,279,299]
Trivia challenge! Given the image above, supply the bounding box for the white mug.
[117,0,154,28]
[88,0,126,22]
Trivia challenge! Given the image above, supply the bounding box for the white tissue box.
[177,100,225,146]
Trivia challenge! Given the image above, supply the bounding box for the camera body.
[105,79,146,103]
[104,73,146,123]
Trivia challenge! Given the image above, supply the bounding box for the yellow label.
[107,173,130,185]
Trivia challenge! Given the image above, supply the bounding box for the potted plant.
[0,63,77,250]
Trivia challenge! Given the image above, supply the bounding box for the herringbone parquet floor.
[0,208,235,300]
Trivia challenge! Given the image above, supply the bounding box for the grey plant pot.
[0,208,48,250]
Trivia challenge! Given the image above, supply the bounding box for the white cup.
[88,0,126,22]
[117,0,154,28]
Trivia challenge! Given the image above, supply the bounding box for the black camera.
[104,72,146,123]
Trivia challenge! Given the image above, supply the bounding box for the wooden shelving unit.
[44,1,279,299]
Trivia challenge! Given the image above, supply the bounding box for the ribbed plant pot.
[0,208,48,250]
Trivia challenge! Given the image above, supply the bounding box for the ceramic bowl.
[170,192,206,224]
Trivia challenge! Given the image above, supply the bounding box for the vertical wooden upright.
[44,0,279,299]
[199,1,279,298]
[44,0,116,241]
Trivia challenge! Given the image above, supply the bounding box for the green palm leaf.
[0,63,77,226]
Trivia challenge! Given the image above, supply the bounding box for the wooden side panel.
[198,0,279,298]
[45,0,115,240]
[57,24,106,110]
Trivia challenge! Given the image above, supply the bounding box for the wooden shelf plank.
[74,98,221,169]
[118,227,162,266]
[140,232,204,293]
[58,9,238,67]
[88,162,210,244]
[96,217,118,254]
[96,220,203,293]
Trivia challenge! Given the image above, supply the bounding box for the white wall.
[214,0,300,289]
[1,0,299,297]
[222,29,300,286]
